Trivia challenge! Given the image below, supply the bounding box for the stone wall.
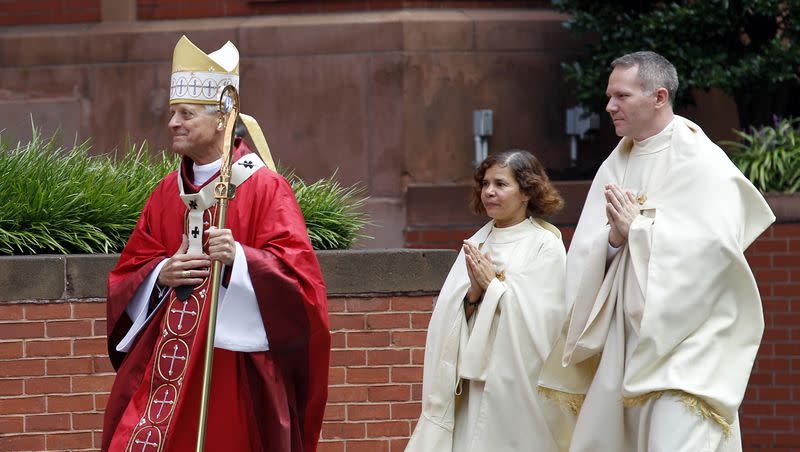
[0,238,799,450]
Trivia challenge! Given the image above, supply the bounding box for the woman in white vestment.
[406,149,575,452]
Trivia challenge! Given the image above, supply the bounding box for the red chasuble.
[102,141,330,452]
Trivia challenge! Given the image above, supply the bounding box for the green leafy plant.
[554,0,800,129]
[721,117,800,193]
[0,127,369,255]
[0,127,178,255]
[285,169,370,250]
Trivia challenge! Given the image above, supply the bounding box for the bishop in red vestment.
[101,36,330,452]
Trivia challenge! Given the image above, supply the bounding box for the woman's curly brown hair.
[470,149,564,219]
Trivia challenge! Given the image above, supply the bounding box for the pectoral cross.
[191,226,200,239]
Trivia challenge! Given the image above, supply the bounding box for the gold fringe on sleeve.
[622,390,732,439]
[537,386,585,416]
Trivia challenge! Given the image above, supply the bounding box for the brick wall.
[404,223,800,451]
[0,236,797,451]
[0,295,432,452]
[0,0,100,26]
[0,302,111,451]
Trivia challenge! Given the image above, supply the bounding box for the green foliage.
[554,0,800,127]
[721,117,800,193]
[0,128,369,255]
[285,169,370,250]
[0,127,178,255]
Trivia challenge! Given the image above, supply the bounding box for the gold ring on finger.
[182,270,190,278]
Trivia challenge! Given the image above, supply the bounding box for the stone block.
[66,255,119,298]
[0,256,64,302]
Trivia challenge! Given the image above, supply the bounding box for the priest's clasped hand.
[205,226,236,266]
[157,234,210,288]
[605,184,640,247]
[463,241,495,294]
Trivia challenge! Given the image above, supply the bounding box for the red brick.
[25,413,70,432]
[756,269,789,282]
[348,367,390,384]
[776,374,798,385]
[773,284,800,297]
[24,304,71,321]
[346,298,391,312]
[316,441,345,452]
[0,341,23,359]
[93,319,107,337]
[329,314,365,331]
[71,302,106,319]
[750,239,788,254]
[330,350,366,366]
[45,432,94,450]
[740,402,775,416]
[774,255,800,268]
[321,422,366,439]
[763,300,790,313]
[323,404,345,422]
[331,332,346,348]
[756,358,791,371]
[71,374,115,393]
[773,224,800,237]
[776,404,800,416]
[390,437,409,452]
[410,313,432,329]
[347,332,390,347]
[0,378,24,396]
[391,297,434,312]
[0,434,45,451]
[775,433,800,446]
[25,339,71,357]
[0,415,23,434]
[348,403,390,421]
[347,439,390,451]
[391,331,427,347]
[327,386,368,403]
[746,254,771,268]
[0,359,45,377]
[404,230,421,244]
[411,348,425,365]
[0,322,45,339]
[0,304,24,321]
[46,357,93,376]
[391,366,422,383]
[366,313,409,330]
[327,299,346,313]
[25,376,71,395]
[72,412,104,430]
[760,417,794,431]
[774,314,800,326]
[368,385,410,402]
[761,387,793,401]
[73,337,106,356]
[45,320,92,337]
[93,356,114,373]
[367,421,410,437]
[367,349,410,366]
[0,396,45,415]
[47,394,94,413]
[391,402,421,420]
[328,367,345,385]
[95,392,110,411]
[411,383,422,401]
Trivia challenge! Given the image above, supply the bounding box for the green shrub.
[721,117,800,193]
[554,0,800,128]
[0,128,368,254]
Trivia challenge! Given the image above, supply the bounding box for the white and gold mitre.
[170,35,240,105]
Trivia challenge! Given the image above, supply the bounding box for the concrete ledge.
[0,249,457,302]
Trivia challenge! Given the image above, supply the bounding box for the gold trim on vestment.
[537,386,585,416]
[622,390,732,438]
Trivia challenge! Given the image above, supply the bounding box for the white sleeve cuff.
[214,242,270,352]
[116,259,169,352]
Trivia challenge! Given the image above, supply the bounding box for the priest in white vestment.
[407,149,575,452]
[538,51,775,452]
